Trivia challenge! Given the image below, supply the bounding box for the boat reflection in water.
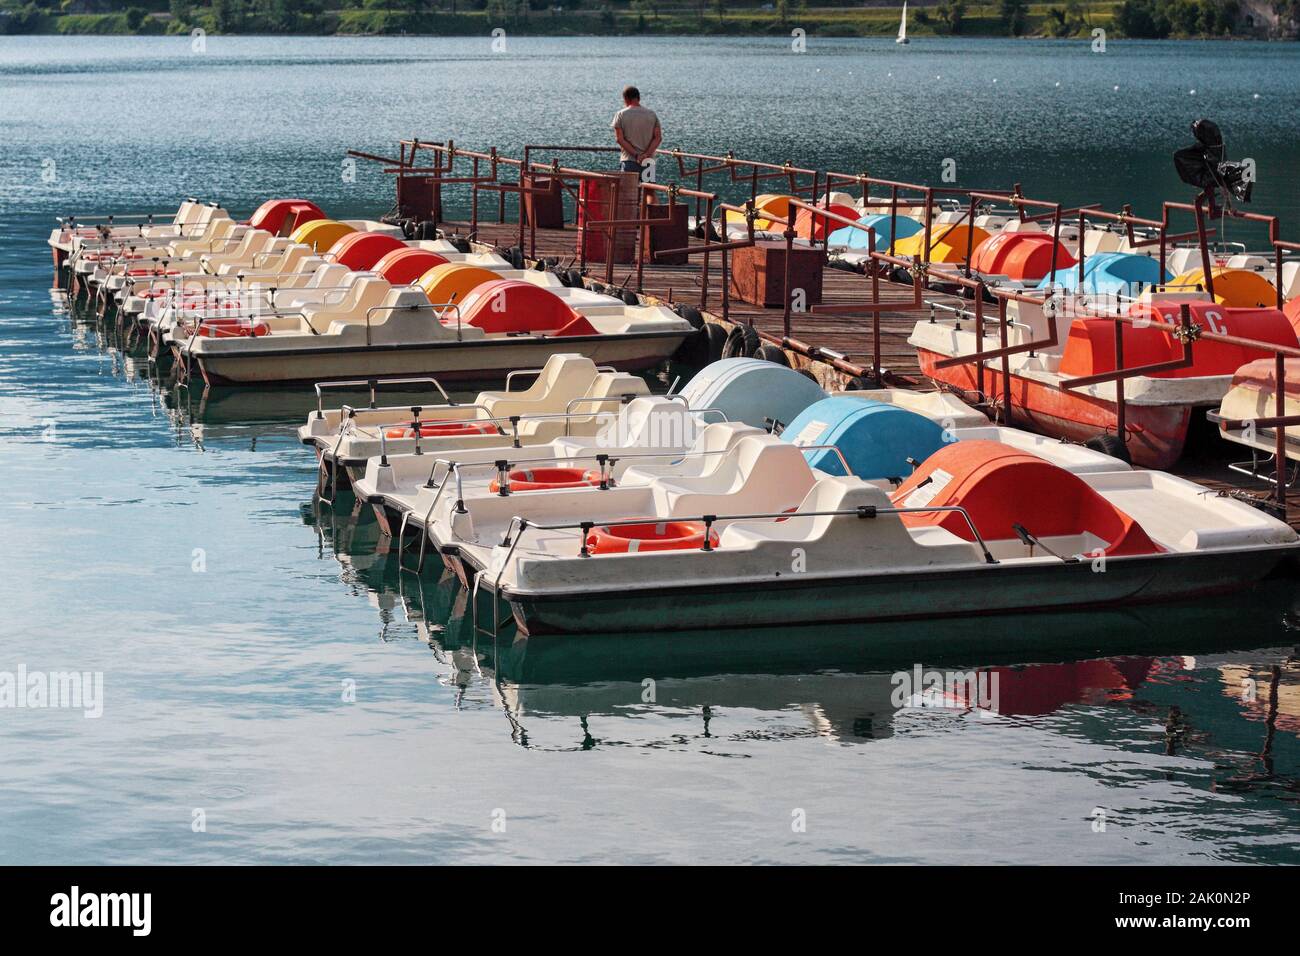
[306,500,1300,791]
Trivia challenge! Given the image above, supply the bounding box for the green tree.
[1114,0,1170,36]
[937,0,966,32]
[211,0,243,32]
[998,0,1028,34]
[125,5,147,29]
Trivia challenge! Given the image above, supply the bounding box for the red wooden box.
[523,176,565,230]
[644,201,689,266]
[728,241,824,309]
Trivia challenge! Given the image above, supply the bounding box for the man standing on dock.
[611,86,661,182]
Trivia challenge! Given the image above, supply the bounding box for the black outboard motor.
[1173,119,1253,213]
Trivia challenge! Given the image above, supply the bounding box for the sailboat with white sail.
[897,1,910,44]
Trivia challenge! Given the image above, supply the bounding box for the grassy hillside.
[0,0,1271,39]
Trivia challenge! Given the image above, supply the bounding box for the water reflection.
[305,494,1300,801]
[34,227,1300,858]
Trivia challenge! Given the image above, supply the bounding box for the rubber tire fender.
[721,324,761,359]
[674,305,704,330]
[754,343,789,366]
[702,322,728,364]
[1084,433,1133,464]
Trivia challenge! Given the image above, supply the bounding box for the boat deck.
[444,218,1300,530]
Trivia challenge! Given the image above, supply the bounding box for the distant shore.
[1,3,1285,42]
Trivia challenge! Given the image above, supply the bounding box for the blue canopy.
[782,397,949,480]
[679,358,827,431]
[829,213,923,251]
[1039,252,1171,298]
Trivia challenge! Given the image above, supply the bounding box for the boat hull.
[916,347,1194,468]
[499,545,1296,636]
[184,331,687,386]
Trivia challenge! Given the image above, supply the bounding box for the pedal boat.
[48,199,229,281]
[401,393,1133,591]
[910,289,1300,468]
[299,354,656,490]
[1208,356,1300,471]
[465,437,1299,636]
[163,275,693,386]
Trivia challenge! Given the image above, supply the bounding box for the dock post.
[1276,352,1288,521]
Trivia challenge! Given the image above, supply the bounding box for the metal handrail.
[314,376,452,418]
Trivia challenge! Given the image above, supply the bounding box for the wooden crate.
[522,176,564,230]
[644,201,689,266]
[396,175,442,223]
[728,241,824,308]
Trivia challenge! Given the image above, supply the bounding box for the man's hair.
[622,85,640,102]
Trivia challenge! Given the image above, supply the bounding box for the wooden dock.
[445,218,1300,529]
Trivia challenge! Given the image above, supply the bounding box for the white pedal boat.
[162,273,693,386]
[463,434,1298,636]
[49,199,229,262]
[299,354,659,487]
[1209,356,1300,466]
[382,385,1134,590]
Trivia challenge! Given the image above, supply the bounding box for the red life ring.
[586,520,718,554]
[197,318,270,338]
[383,420,501,440]
[488,467,606,493]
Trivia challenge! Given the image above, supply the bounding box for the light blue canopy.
[782,397,949,480]
[829,213,923,251]
[1038,252,1171,298]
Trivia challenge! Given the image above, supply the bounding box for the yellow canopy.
[894,224,991,264]
[417,263,501,308]
[724,193,794,231]
[289,219,356,253]
[1168,267,1277,308]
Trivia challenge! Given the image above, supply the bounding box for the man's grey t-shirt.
[611,105,660,162]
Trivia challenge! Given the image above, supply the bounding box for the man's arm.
[642,121,662,162]
[614,126,638,159]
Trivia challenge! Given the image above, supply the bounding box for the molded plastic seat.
[301,276,394,331]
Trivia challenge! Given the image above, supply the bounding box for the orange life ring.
[586,520,718,554]
[383,420,500,440]
[488,467,606,493]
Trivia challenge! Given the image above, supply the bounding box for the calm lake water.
[2,35,1299,864]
